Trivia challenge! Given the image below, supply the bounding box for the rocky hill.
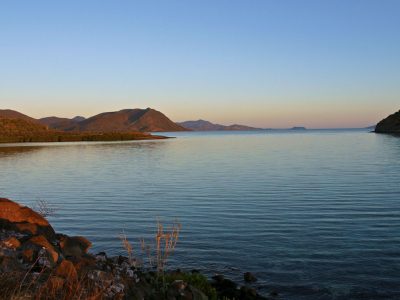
[38,116,85,131]
[375,110,400,134]
[178,119,261,131]
[0,118,51,141]
[39,108,187,132]
[0,110,168,143]
[0,109,38,123]
[72,108,187,132]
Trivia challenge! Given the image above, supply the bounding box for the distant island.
[178,119,262,131]
[0,108,188,143]
[290,127,307,130]
[375,109,400,134]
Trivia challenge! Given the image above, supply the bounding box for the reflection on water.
[0,145,44,156]
[0,130,399,300]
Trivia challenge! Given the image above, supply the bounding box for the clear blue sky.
[1,0,399,128]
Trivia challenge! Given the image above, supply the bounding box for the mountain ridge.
[1,108,187,133]
[178,119,261,131]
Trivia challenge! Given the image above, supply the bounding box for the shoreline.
[0,198,270,300]
[0,132,170,144]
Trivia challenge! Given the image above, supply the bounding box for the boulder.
[244,272,257,283]
[211,274,238,299]
[375,110,400,133]
[0,198,55,239]
[1,237,21,249]
[59,235,92,258]
[23,235,59,264]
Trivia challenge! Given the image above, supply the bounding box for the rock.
[240,286,258,299]
[95,251,107,262]
[167,279,188,299]
[59,235,92,258]
[211,274,238,299]
[88,269,114,287]
[74,254,97,273]
[23,235,59,264]
[0,198,55,239]
[188,285,209,300]
[244,271,257,283]
[22,249,35,262]
[375,110,400,134]
[1,236,21,249]
[211,274,225,283]
[55,260,78,283]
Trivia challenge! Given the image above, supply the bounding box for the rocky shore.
[0,198,272,300]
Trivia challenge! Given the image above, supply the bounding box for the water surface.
[0,130,399,299]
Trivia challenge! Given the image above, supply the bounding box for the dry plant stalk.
[119,231,137,267]
[141,220,182,273]
[34,199,56,218]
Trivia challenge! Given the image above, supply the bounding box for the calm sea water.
[0,129,399,299]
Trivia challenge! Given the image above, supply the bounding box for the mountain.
[0,110,168,143]
[178,119,261,131]
[0,118,50,136]
[39,116,84,131]
[0,117,53,142]
[375,110,400,134]
[70,108,187,132]
[0,109,38,123]
[72,116,86,122]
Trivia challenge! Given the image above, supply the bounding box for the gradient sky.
[1,0,399,128]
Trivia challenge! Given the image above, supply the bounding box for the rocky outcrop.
[375,110,400,134]
[0,198,55,239]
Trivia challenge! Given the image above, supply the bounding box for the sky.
[0,0,399,128]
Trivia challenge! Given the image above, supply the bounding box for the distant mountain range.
[177,119,262,131]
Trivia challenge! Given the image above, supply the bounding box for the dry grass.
[141,220,182,273]
[119,230,140,268]
[0,270,106,300]
[120,220,182,273]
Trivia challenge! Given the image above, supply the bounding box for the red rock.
[2,237,21,249]
[55,260,78,283]
[0,198,55,239]
[15,223,38,235]
[22,249,34,262]
[24,235,59,264]
[59,235,92,258]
